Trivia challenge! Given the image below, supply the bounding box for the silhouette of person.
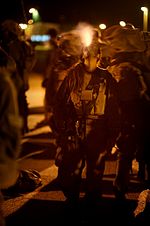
[0,46,22,226]
[0,19,35,134]
[53,37,120,204]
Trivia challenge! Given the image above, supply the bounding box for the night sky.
[0,0,149,30]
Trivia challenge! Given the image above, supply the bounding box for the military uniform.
[53,62,120,201]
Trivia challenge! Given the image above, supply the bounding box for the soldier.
[44,30,83,131]
[100,24,149,201]
[0,19,35,134]
[53,37,120,204]
[0,47,22,226]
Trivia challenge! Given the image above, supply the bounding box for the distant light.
[141,6,149,31]
[29,8,41,22]
[31,35,50,42]
[119,21,126,27]
[19,23,28,30]
[28,19,34,25]
[141,7,148,13]
[99,24,106,30]
[29,8,37,14]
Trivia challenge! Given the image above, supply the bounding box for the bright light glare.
[119,21,126,27]
[80,26,93,47]
[29,8,37,14]
[141,7,148,13]
[28,19,34,25]
[75,23,94,47]
[141,6,149,31]
[99,24,106,30]
[19,23,27,30]
[31,35,50,42]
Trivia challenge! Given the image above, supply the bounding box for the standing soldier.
[44,30,83,131]
[100,24,148,201]
[0,47,22,226]
[53,36,120,204]
[0,19,35,134]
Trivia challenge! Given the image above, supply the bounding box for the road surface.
[2,72,149,226]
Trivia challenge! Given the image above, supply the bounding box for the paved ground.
[2,72,150,226]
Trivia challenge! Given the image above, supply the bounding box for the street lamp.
[119,21,126,27]
[99,24,107,30]
[141,6,149,31]
[29,8,41,22]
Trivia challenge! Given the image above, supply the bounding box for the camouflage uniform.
[53,61,120,202]
[100,24,149,199]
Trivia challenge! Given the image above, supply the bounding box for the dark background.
[0,0,149,29]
